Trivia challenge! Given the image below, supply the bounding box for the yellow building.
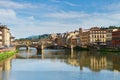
[89,27,107,45]
[79,27,113,47]
[0,25,11,47]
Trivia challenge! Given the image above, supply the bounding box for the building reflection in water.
[90,55,107,71]
[0,58,11,80]
[112,55,120,72]
[69,52,107,71]
[65,51,120,72]
[0,59,11,71]
[17,48,120,72]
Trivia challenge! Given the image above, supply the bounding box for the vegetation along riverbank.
[0,50,18,61]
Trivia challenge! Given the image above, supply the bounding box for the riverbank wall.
[73,46,120,52]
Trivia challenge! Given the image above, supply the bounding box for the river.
[0,48,120,80]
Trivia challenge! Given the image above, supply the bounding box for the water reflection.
[16,48,120,72]
[0,59,11,71]
[1,48,120,80]
[90,55,107,71]
[112,55,120,71]
[0,58,12,80]
[65,51,120,72]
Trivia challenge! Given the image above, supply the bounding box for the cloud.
[0,0,37,9]
[0,0,59,12]
[12,12,120,38]
[45,11,120,24]
[104,2,120,11]
[44,11,89,19]
[50,0,61,3]
[79,13,120,28]
[0,9,16,18]
[0,9,17,24]
[1,8,119,39]
[2,10,120,38]
[50,0,80,7]
[0,1,120,39]
[63,1,80,7]
[28,16,35,20]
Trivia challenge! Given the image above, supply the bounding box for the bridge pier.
[41,50,44,59]
[36,45,44,55]
[26,46,30,51]
[37,49,44,55]
[70,45,74,52]
[37,48,41,54]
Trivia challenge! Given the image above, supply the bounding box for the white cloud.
[1,9,119,39]
[50,0,61,3]
[44,11,120,27]
[0,9,16,18]
[44,11,89,19]
[0,0,37,9]
[104,2,120,11]
[50,0,80,7]
[28,16,35,20]
[0,0,58,12]
[0,1,120,39]
[0,9,17,24]
[3,10,120,38]
[64,1,80,7]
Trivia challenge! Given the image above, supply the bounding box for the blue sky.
[0,0,120,38]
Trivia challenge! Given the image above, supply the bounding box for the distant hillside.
[27,34,50,40]
[100,26,120,29]
[18,34,50,40]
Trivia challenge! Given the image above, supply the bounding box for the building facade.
[65,31,80,45]
[0,25,11,47]
[79,27,113,48]
[89,27,107,45]
[112,29,120,48]
[48,27,120,49]
[79,28,89,47]
[106,29,113,47]
[10,36,15,46]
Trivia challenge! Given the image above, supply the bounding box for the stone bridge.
[15,39,77,54]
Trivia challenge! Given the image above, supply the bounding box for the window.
[0,36,2,39]
[0,31,2,34]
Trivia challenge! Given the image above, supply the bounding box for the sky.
[0,0,120,38]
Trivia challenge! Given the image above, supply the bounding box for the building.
[65,31,80,45]
[79,28,89,47]
[10,36,15,46]
[78,27,115,48]
[0,25,11,47]
[112,29,120,48]
[106,29,113,47]
[89,27,107,45]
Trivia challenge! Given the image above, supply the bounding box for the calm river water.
[0,48,120,80]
